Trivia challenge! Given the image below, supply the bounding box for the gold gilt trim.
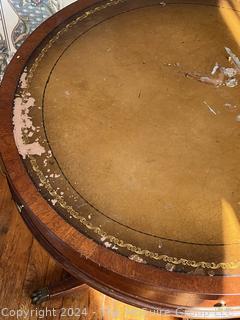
[20,0,240,271]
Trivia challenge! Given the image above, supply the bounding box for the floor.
[0,171,174,320]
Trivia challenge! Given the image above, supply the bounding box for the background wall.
[0,0,76,80]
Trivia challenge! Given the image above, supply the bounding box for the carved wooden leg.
[31,275,88,305]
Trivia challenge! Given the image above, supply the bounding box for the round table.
[1,0,240,317]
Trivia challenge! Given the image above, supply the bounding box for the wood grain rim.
[1,0,240,312]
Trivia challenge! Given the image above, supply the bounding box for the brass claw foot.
[31,287,50,305]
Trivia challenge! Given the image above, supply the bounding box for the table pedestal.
[31,274,86,305]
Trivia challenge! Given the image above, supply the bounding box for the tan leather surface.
[45,5,240,242]
[21,1,240,272]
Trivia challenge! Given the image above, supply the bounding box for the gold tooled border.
[20,0,240,271]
